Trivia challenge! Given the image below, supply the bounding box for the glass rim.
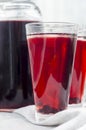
[26,22,78,35]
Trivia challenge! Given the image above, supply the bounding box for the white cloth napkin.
[0,105,86,130]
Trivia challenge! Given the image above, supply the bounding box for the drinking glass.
[26,22,78,121]
[69,27,86,105]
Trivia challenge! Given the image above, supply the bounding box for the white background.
[35,0,86,26]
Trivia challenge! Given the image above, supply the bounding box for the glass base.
[35,111,53,122]
[68,103,82,108]
[0,109,14,112]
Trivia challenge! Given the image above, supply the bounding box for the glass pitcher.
[0,0,41,111]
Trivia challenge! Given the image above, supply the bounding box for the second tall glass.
[69,28,86,105]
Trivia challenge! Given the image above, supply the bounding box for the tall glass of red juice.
[26,22,78,121]
[69,29,86,104]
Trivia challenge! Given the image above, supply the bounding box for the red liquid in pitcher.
[69,38,86,104]
[27,34,76,114]
[0,20,34,110]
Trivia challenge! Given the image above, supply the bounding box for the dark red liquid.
[0,20,34,110]
[69,38,86,104]
[27,34,76,114]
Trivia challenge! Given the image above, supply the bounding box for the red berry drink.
[27,33,76,114]
[0,20,34,110]
[69,37,86,104]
